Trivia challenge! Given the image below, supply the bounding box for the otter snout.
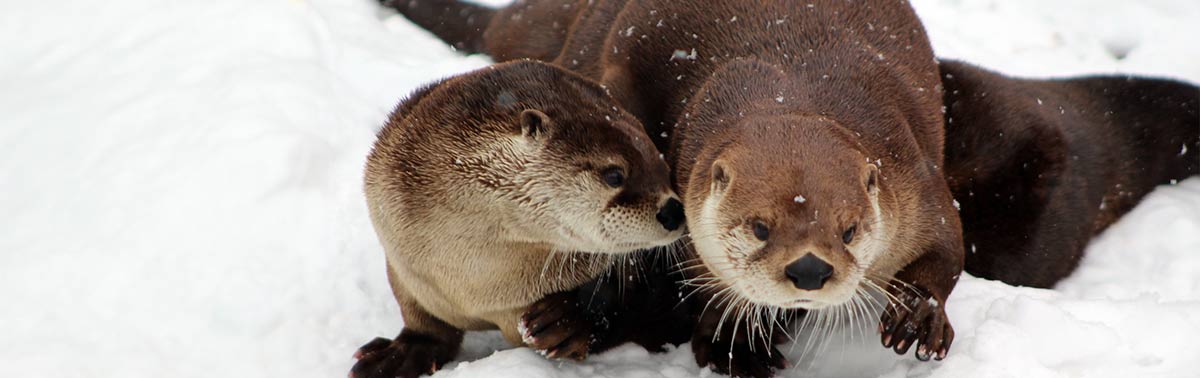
[656,198,684,231]
[785,253,834,290]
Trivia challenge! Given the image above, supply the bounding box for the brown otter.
[352,59,685,378]
[384,0,965,374]
[940,60,1200,288]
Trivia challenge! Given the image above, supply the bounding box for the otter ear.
[519,109,551,140]
[866,164,880,195]
[711,160,732,195]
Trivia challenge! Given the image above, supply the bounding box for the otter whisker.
[679,278,723,305]
[714,295,740,343]
[538,246,562,282]
[698,285,736,322]
[736,298,753,352]
[795,306,823,363]
[863,275,911,312]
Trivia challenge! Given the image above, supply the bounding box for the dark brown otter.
[940,60,1200,288]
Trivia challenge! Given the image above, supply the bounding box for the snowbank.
[1,0,1196,377]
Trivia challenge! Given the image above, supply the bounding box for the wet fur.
[941,60,1200,288]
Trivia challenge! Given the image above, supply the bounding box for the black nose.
[656,198,684,231]
[785,253,834,290]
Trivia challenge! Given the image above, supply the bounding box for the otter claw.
[916,346,931,361]
[879,288,954,361]
[349,331,455,378]
[521,292,593,360]
[353,337,393,360]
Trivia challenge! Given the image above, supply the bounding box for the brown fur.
[940,60,1200,288]
[608,2,964,369]
[389,1,1200,376]
[352,60,682,378]
[388,0,965,374]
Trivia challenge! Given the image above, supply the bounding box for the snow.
[1,0,1197,378]
[671,48,699,61]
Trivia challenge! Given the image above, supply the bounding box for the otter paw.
[880,290,954,361]
[520,293,593,360]
[691,334,787,378]
[349,332,454,378]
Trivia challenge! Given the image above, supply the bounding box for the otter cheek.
[693,233,729,275]
[694,197,729,262]
[600,202,664,249]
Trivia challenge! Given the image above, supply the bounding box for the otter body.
[354,60,683,378]
[940,60,1200,288]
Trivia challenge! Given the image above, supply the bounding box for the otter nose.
[785,253,834,290]
[656,198,684,231]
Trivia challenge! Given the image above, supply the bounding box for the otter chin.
[686,115,892,311]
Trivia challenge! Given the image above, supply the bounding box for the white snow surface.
[2,0,1199,377]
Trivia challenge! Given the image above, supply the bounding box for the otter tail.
[1070,75,1199,182]
[381,0,495,54]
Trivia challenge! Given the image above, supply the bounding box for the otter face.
[513,107,684,254]
[687,116,886,309]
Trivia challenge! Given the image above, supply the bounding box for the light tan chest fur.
[380,225,610,331]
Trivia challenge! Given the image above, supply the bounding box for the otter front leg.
[350,328,462,378]
[516,291,595,360]
[351,300,463,378]
[351,272,463,378]
[690,292,791,378]
[879,238,963,361]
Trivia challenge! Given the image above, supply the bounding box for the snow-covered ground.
[2,0,1197,377]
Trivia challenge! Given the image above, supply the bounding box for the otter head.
[485,61,684,254]
[686,115,885,310]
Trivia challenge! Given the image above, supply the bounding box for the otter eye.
[601,167,625,188]
[752,222,770,241]
[842,224,857,244]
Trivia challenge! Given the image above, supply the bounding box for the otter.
[352,60,684,378]
[385,0,963,374]
[939,60,1200,288]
